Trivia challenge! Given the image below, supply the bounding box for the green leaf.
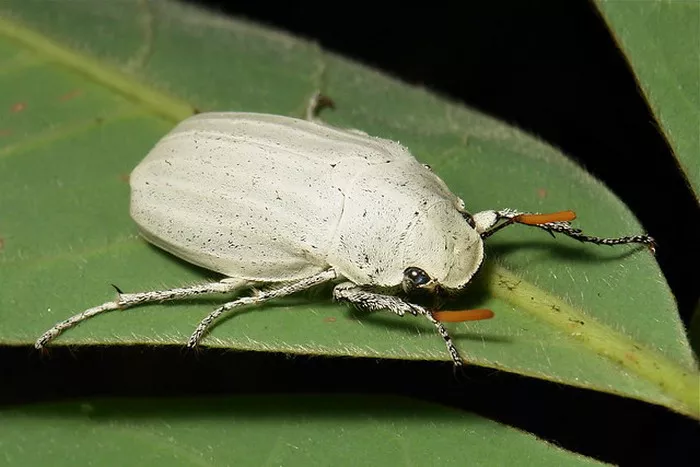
[0,0,697,420]
[0,396,605,466]
[690,301,700,358]
[595,0,700,199]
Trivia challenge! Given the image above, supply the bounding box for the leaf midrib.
[489,267,699,417]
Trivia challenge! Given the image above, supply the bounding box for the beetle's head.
[400,202,484,297]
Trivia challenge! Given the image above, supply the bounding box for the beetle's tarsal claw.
[648,240,657,255]
[305,92,335,120]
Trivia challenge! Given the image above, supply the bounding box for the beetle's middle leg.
[305,91,336,123]
[187,269,338,348]
[305,92,371,137]
[333,282,464,366]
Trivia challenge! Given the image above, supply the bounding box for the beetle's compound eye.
[402,267,433,293]
[462,211,476,229]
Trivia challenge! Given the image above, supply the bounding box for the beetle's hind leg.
[474,208,656,253]
[333,283,464,367]
[305,91,336,123]
[35,278,250,349]
[187,269,338,348]
[304,92,371,136]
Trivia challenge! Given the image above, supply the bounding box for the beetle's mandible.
[35,102,656,366]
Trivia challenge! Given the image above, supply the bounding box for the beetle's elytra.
[36,109,655,366]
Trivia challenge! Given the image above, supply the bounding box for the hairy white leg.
[474,208,656,252]
[187,269,338,347]
[305,91,370,137]
[333,282,464,366]
[35,278,249,349]
[305,91,334,123]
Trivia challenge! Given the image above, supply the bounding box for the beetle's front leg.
[473,208,573,236]
[332,282,464,366]
[473,209,656,252]
[305,91,336,123]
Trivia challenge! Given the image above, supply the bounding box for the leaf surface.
[0,396,605,466]
[596,0,700,198]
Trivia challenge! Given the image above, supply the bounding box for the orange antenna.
[514,210,576,225]
[433,309,494,322]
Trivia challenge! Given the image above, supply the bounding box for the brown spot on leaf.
[0,237,4,251]
[0,129,11,137]
[10,102,26,113]
[537,188,547,199]
[119,173,130,183]
[323,317,337,323]
[59,89,83,102]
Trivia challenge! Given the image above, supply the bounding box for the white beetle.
[36,102,655,365]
